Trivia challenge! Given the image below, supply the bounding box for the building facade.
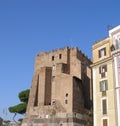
[22,47,93,126]
[92,25,120,126]
[109,25,120,126]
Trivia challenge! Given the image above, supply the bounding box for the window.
[65,99,68,104]
[102,99,107,115]
[66,93,68,97]
[116,37,120,49]
[98,48,106,58]
[118,57,120,67]
[100,65,107,73]
[103,119,108,126]
[100,80,108,92]
[52,56,54,61]
[119,37,120,43]
[59,54,62,59]
[99,65,107,78]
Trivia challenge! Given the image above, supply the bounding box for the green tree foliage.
[0,117,3,125]
[19,89,29,103]
[8,89,30,122]
[9,103,27,114]
[18,118,23,123]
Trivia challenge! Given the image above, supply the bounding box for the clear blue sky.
[0,0,119,121]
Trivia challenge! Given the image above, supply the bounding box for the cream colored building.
[109,25,120,126]
[91,35,117,125]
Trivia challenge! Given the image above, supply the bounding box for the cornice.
[91,56,112,68]
[92,37,110,50]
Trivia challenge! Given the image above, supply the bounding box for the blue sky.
[0,0,120,121]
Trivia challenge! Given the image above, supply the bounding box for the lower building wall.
[22,112,93,126]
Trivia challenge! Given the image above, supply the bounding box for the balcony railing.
[111,44,120,55]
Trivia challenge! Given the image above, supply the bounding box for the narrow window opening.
[59,54,62,59]
[52,56,54,61]
[66,93,68,97]
[102,99,107,115]
[65,99,68,104]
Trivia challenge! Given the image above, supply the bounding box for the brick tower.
[22,47,93,126]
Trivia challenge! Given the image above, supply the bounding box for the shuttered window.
[99,65,107,73]
[103,119,107,126]
[98,48,106,58]
[100,80,108,92]
[99,65,107,78]
[102,99,107,115]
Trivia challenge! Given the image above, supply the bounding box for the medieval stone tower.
[22,47,93,126]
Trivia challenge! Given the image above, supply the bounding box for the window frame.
[100,80,108,92]
[102,99,107,115]
[117,57,120,68]
[103,119,108,126]
[99,65,107,78]
[98,47,106,58]
[59,54,62,59]
[52,56,54,61]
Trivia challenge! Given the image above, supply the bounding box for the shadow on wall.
[83,73,92,110]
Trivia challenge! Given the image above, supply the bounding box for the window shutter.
[116,39,118,49]
[101,72,105,78]
[103,119,107,126]
[98,50,101,58]
[102,99,107,114]
[104,48,106,56]
[100,80,108,92]
[105,65,107,72]
[100,82,102,92]
[105,80,108,90]
[99,66,101,74]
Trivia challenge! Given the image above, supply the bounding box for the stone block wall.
[22,47,93,126]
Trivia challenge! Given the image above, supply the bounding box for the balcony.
[111,44,120,55]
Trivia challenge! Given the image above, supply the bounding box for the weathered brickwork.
[22,47,93,126]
